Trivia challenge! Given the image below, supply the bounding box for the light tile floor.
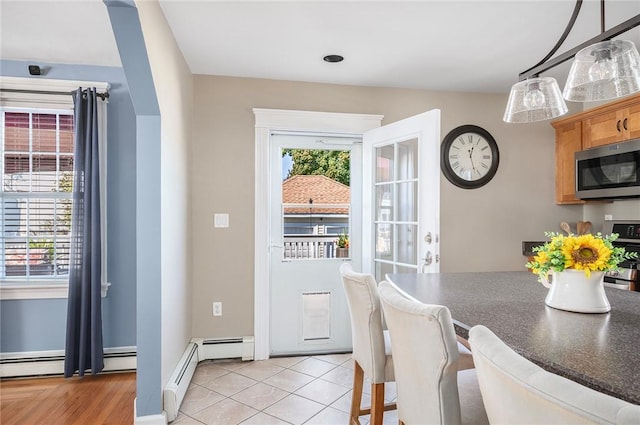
[172,353,398,425]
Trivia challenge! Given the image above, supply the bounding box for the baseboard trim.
[193,336,255,361]
[134,399,167,425]
[0,346,137,378]
[163,336,255,420]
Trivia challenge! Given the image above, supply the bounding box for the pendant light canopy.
[504,77,568,123]
[504,1,640,123]
[563,39,640,102]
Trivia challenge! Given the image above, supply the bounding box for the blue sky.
[282,153,293,180]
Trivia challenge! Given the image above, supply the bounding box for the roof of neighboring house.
[282,175,350,214]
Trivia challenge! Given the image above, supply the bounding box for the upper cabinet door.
[583,100,640,149]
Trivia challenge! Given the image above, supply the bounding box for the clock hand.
[468,147,477,172]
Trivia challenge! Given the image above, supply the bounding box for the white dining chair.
[469,325,640,425]
[339,263,396,425]
[377,280,488,425]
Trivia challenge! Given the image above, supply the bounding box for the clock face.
[441,125,499,189]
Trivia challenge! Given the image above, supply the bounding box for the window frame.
[0,77,109,300]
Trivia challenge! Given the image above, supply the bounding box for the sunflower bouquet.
[526,232,638,281]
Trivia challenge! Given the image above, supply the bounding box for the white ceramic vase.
[540,269,610,313]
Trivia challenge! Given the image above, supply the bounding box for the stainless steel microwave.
[575,138,640,200]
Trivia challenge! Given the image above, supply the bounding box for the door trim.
[253,108,383,360]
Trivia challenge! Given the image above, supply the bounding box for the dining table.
[386,271,640,405]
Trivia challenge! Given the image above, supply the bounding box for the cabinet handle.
[623,118,628,130]
[617,120,622,132]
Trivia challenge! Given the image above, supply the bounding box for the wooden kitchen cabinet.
[583,102,640,148]
[551,92,640,205]
[553,120,583,204]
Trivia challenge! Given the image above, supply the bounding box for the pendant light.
[503,0,582,123]
[504,77,568,123]
[504,0,640,123]
[563,40,640,102]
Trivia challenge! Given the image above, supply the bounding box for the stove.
[602,220,640,291]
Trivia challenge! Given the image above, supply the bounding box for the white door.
[269,133,362,356]
[362,110,441,281]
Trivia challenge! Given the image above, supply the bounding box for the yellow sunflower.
[530,251,548,275]
[561,234,611,277]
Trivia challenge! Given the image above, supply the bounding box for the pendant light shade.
[563,39,640,102]
[503,77,568,123]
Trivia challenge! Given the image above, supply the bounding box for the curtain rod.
[0,88,109,101]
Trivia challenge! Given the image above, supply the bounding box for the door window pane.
[281,149,351,260]
[397,182,417,222]
[397,138,418,180]
[376,145,394,183]
[375,184,393,222]
[375,223,393,260]
[397,223,417,265]
[375,261,394,281]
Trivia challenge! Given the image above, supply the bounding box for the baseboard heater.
[163,336,254,422]
[163,342,199,422]
[0,347,137,378]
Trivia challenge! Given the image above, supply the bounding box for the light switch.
[214,213,229,228]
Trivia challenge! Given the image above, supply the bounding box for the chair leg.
[370,382,385,425]
[350,361,365,425]
[457,335,472,351]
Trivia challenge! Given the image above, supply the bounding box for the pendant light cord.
[601,0,605,33]
[523,0,583,77]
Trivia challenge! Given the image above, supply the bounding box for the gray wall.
[190,75,584,339]
[0,60,137,352]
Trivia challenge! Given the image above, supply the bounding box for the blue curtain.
[64,88,104,377]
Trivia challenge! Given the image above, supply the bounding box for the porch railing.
[283,235,343,259]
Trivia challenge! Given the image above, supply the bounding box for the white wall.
[136,0,193,389]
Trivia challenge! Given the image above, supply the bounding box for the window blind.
[1,109,75,280]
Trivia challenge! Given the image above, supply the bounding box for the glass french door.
[362,110,441,281]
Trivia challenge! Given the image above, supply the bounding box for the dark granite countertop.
[386,271,640,405]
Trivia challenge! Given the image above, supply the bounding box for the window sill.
[0,281,111,300]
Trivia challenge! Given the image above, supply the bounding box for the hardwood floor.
[0,372,135,425]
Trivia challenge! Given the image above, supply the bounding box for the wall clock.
[441,125,500,189]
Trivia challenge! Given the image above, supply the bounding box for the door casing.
[253,108,383,360]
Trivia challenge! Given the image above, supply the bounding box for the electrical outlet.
[213,302,222,317]
[605,214,613,221]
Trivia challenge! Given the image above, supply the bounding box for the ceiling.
[1,0,639,95]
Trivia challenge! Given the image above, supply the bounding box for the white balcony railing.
[283,235,346,260]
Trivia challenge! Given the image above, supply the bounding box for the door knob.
[424,251,433,265]
[421,251,433,272]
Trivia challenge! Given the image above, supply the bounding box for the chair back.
[378,280,462,425]
[469,325,640,425]
[339,263,388,383]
